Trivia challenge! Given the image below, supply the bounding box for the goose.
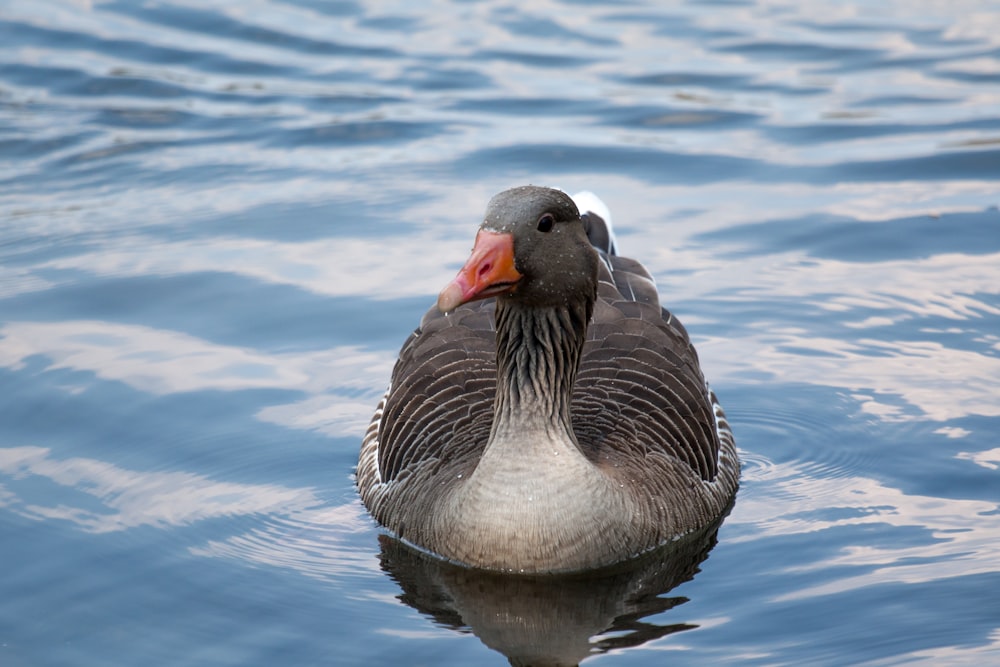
[357,185,739,574]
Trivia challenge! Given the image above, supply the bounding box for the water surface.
[2,1,999,665]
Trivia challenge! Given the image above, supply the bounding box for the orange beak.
[437,230,522,313]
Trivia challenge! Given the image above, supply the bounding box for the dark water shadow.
[376,524,723,666]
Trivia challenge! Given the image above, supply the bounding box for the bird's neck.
[490,298,590,442]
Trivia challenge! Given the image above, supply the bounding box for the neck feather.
[491,297,590,438]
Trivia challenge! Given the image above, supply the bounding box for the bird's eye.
[537,214,555,233]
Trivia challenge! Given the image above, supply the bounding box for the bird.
[357,185,739,574]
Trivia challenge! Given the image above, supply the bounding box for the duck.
[357,185,739,574]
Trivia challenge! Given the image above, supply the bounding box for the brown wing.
[572,253,722,482]
[374,300,497,485]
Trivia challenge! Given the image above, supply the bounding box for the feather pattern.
[357,187,738,573]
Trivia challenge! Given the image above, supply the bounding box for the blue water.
[2,1,999,665]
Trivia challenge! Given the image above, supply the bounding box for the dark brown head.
[438,186,600,312]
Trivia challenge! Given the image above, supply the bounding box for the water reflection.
[0,319,392,436]
[733,454,1000,599]
[0,445,319,533]
[0,444,380,579]
[34,233,469,301]
[377,526,723,667]
[706,328,1000,422]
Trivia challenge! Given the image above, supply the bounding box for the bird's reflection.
[377,523,722,667]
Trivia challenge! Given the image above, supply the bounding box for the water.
[2,1,999,664]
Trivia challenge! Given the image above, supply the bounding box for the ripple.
[728,389,889,499]
[716,39,884,64]
[622,70,828,96]
[269,119,446,147]
[763,116,1000,145]
[1,18,305,79]
[735,449,778,483]
[599,104,761,131]
[450,143,768,184]
[108,2,400,59]
[0,445,323,534]
[477,48,595,68]
[190,503,382,582]
[697,208,1000,261]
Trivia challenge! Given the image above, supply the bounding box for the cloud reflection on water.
[0,317,390,578]
[704,332,1000,422]
[733,454,1000,600]
[0,445,319,533]
[37,234,467,301]
[0,444,379,578]
[652,234,1000,423]
[0,319,393,437]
